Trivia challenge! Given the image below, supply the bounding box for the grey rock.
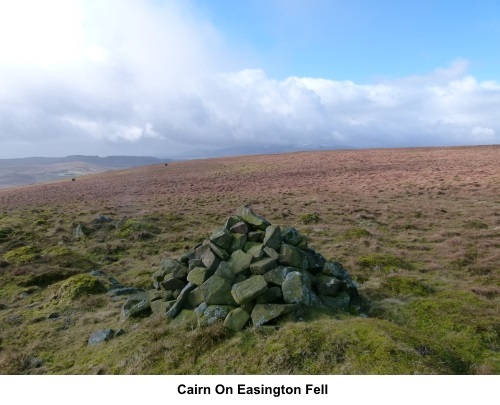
[305,248,326,273]
[121,292,151,320]
[209,242,230,261]
[213,261,236,283]
[246,243,264,260]
[88,329,114,346]
[224,215,243,230]
[210,227,233,250]
[74,224,90,239]
[229,233,247,253]
[281,227,302,246]
[247,231,264,242]
[199,305,234,327]
[231,275,268,304]
[315,275,342,296]
[230,221,249,234]
[236,206,271,231]
[263,225,282,251]
[147,289,175,302]
[150,299,176,315]
[188,286,205,307]
[108,287,144,297]
[224,308,250,331]
[263,246,279,260]
[282,271,322,307]
[243,241,262,252]
[227,250,253,274]
[160,275,186,291]
[165,282,196,319]
[201,248,221,273]
[279,244,308,271]
[187,267,210,286]
[188,258,204,270]
[255,286,283,304]
[321,291,351,311]
[170,309,198,328]
[251,304,298,327]
[160,257,188,279]
[249,257,277,275]
[202,276,237,306]
[263,266,294,286]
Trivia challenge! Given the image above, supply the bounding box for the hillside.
[0,146,499,374]
[0,155,167,189]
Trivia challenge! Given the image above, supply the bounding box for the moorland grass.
[0,146,498,374]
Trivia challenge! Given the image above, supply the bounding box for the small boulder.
[202,276,237,306]
[121,292,151,320]
[263,225,282,251]
[263,266,294,286]
[249,257,277,275]
[251,304,298,327]
[230,222,249,234]
[224,308,250,331]
[201,249,221,273]
[199,305,234,327]
[210,227,233,250]
[315,275,342,296]
[236,206,271,230]
[279,244,308,271]
[88,329,114,346]
[282,271,321,307]
[150,299,176,315]
[231,275,268,304]
[281,227,302,246]
[227,250,253,275]
[187,267,210,286]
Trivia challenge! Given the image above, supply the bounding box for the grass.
[0,146,499,374]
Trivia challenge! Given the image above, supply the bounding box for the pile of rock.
[121,206,359,330]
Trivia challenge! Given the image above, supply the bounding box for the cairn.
[121,206,359,330]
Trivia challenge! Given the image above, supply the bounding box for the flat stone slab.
[202,276,237,306]
[279,244,308,271]
[227,250,253,274]
[236,206,271,230]
[251,304,298,327]
[249,257,277,275]
[231,275,268,304]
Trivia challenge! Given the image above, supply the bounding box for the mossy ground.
[0,146,499,374]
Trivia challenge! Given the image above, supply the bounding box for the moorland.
[0,146,498,374]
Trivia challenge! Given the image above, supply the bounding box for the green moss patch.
[382,276,434,296]
[300,213,320,224]
[3,246,38,265]
[115,219,161,239]
[343,227,372,240]
[41,246,95,270]
[58,274,107,300]
[380,290,499,374]
[358,254,412,272]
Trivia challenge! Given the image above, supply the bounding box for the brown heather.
[0,145,498,374]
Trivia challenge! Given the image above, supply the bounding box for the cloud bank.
[0,0,499,158]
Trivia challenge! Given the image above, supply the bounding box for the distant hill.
[0,155,168,189]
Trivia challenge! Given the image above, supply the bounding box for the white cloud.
[0,1,499,158]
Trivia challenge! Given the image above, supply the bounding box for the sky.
[0,0,499,159]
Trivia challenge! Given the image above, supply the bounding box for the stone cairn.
[121,206,359,331]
